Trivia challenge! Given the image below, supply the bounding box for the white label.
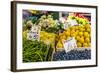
[69,20,78,26]
[27,25,40,41]
[64,20,78,29]
[63,37,77,53]
[64,22,70,29]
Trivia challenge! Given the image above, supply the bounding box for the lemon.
[79,27,84,32]
[66,36,70,40]
[79,37,84,43]
[75,26,79,30]
[72,26,76,30]
[71,33,76,37]
[71,29,75,34]
[75,30,79,34]
[85,24,90,29]
[77,42,82,47]
[56,41,63,48]
[74,31,78,36]
[81,36,84,39]
[70,26,74,30]
[85,37,90,43]
[65,31,70,36]
[76,36,80,41]
[86,28,91,33]
[83,43,88,47]
[84,32,89,38]
[78,31,83,36]
[88,43,91,47]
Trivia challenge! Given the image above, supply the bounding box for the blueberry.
[53,49,91,61]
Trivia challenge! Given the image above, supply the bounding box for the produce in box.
[56,24,91,50]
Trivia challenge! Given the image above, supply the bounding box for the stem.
[34,52,43,61]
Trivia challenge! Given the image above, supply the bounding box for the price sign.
[63,37,77,53]
[27,25,40,41]
[69,20,78,26]
[64,20,78,30]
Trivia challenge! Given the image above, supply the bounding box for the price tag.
[27,25,40,41]
[63,37,77,53]
[69,20,78,26]
[64,22,70,29]
[64,20,78,29]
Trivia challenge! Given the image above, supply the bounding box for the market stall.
[22,10,91,62]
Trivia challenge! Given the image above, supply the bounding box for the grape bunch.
[53,49,91,61]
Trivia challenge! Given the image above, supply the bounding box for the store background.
[0,0,99,73]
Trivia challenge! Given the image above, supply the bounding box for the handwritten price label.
[27,25,40,41]
[63,37,77,53]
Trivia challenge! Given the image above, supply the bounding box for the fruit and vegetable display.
[22,10,91,62]
[56,24,91,49]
